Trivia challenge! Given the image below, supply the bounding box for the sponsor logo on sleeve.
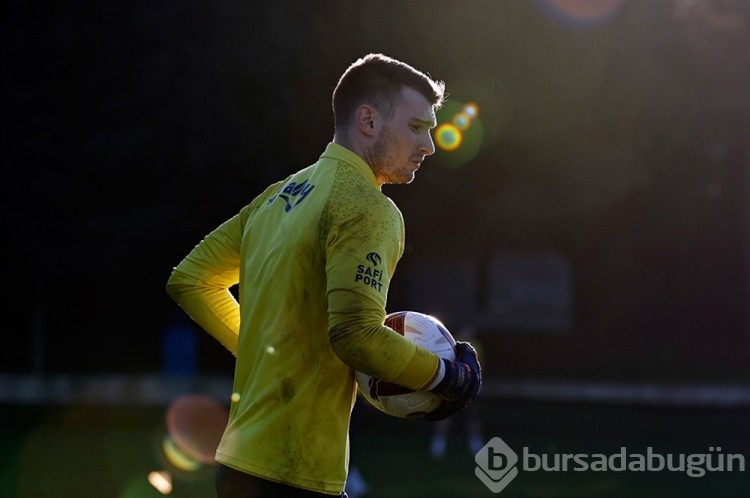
[354,252,384,292]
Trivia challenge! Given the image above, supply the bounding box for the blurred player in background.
[166,53,482,497]
[344,401,370,498]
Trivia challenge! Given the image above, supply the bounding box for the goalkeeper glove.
[425,341,482,421]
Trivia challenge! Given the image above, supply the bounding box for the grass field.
[2,399,748,497]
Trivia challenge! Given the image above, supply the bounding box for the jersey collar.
[321,142,380,190]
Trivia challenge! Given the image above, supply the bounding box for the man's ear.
[354,104,379,137]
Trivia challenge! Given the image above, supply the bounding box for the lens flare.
[162,435,202,472]
[434,124,462,151]
[453,113,471,130]
[536,0,624,28]
[432,96,487,169]
[120,476,167,498]
[165,394,228,466]
[463,102,479,118]
[147,470,173,494]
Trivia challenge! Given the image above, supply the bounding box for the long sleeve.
[320,152,440,390]
[166,212,245,355]
[327,289,440,390]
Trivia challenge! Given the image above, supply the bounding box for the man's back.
[174,142,404,493]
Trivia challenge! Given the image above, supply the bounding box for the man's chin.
[402,168,418,184]
[383,173,415,185]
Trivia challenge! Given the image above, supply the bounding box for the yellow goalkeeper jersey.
[166,142,440,495]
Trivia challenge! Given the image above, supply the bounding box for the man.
[166,53,481,497]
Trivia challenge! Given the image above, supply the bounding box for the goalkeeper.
[166,53,481,498]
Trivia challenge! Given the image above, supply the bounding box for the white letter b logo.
[475,437,519,493]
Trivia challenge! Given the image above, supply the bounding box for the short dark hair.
[332,53,446,131]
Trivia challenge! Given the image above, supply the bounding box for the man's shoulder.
[329,162,395,211]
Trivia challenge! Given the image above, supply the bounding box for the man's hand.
[425,341,482,421]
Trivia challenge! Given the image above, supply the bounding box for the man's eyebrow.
[412,117,437,128]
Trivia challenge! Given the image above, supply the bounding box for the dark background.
[5,0,750,383]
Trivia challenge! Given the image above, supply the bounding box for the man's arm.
[327,290,441,390]
[166,212,245,355]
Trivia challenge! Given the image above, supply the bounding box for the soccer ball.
[355,311,456,418]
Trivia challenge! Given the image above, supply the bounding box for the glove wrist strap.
[425,357,446,391]
[430,358,455,394]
